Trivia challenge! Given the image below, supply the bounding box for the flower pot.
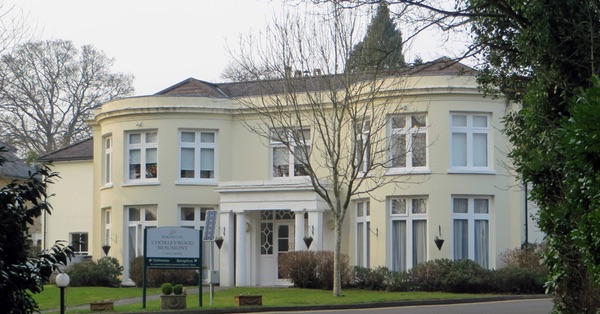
[215,238,224,249]
[434,238,445,250]
[303,237,313,249]
[160,294,187,310]
[90,301,113,311]
[235,295,262,306]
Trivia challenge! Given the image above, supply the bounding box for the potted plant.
[160,283,187,310]
[215,236,224,249]
[434,225,445,250]
[303,236,313,249]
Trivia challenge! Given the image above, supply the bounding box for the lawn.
[34,285,498,313]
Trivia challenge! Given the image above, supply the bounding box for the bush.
[173,284,184,295]
[129,256,199,287]
[408,259,453,291]
[66,257,123,287]
[279,251,351,289]
[500,243,547,273]
[350,266,390,290]
[442,259,491,293]
[161,283,173,295]
[490,267,546,294]
[385,270,411,292]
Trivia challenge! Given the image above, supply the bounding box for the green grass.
[34,286,498,313]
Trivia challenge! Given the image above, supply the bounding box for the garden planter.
[235,294,262,306]
[160,294,187,310]
[90,300,114,311]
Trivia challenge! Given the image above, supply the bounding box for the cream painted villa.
[40,58,543,287]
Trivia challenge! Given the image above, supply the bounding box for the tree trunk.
[332,217,343,296]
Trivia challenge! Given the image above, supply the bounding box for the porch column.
[235,211,247,286]
[219,211,235,287]
[294,210,306,251]
[307,210,324,251]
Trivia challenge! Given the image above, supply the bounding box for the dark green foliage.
[351,266,390,290]
[0,149,74,313]
[279,251,351,289]
[173,284,184,295]
[66,257,123,287]
[344,258,546,294]
[407,258,453,291]
[346,1,405,72]
[464,0,600,311]
[129,256,199,288]
[161,283,173,295]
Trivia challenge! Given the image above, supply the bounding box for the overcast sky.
[6,0,465,96]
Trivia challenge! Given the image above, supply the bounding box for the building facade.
[42,59,542,286]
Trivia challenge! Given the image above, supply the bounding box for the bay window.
[271,128,310,178]
[127,131,158,181]
[390,114,427,170]
[390,197,427,271]
[179,130,216,182]
[450,113,491,171]
[452,196,491,268]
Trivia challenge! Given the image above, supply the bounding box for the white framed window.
[389,114,427,171]
[126,131,158,181]
[389,197,427,272]
[103,209,112,247]
[356,200,370,268]
[450,113,491,172]
[70,232,89,255]
[355,119,371,173]
[127,206,158,261]
[452,196,491,268]
[179,206,214,276]
[103,136,113,186]
[271,128,310,178]
[179,130,216,182]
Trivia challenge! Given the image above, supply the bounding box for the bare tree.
[228,4,418,296]
[0,39,134,156]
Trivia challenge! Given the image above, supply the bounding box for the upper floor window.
[390,114,427,170]
[450,113,491,171]
[271,128,310,178]
[104,136,112,185]
[356,119,371,173]
[179,130,216,182]
[127,131,158,181]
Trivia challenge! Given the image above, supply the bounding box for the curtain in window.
[413,220,427,266]
[200,148,215,178]
[475,220,489,268]
[453,219,468,259]
[392,220,407,271]
[357,222,364,267]
[366,221,371,268]
[452,133,467,166]
[181,148,195,177]
[473,133,488,167]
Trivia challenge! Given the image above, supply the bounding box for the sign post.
[142,227,202,308]
[203,210,218,305]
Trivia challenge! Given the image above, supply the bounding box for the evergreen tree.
[347,1,405,71]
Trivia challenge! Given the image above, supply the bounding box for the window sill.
[100,183,113,190]
[447,169,496,175]
[385,168,431,176]
[122,181,160,187]
[176,180,218,186]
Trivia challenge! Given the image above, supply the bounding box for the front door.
[259,220,295,285]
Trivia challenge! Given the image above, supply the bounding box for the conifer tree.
[347,1,405,71]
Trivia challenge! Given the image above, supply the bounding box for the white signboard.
[145,227,200,267]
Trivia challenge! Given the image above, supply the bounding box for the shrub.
[173,284,184,295]
[407,258,453,291]
[350,266,390,290]
[161,283,173,295]
[385,270,411,292]
[491,267,546,294]
[129,256,199,287]
[66,257,123,287]
[442,259,491,293]
[279,251,351,289]
[500,243,547,273]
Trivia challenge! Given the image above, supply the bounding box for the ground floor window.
[70,232,89,255]
[127,206,158,261]
[179,205,214,276]
[452,196,491,268]
[356,200,370,268]
[389,197,427,272]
